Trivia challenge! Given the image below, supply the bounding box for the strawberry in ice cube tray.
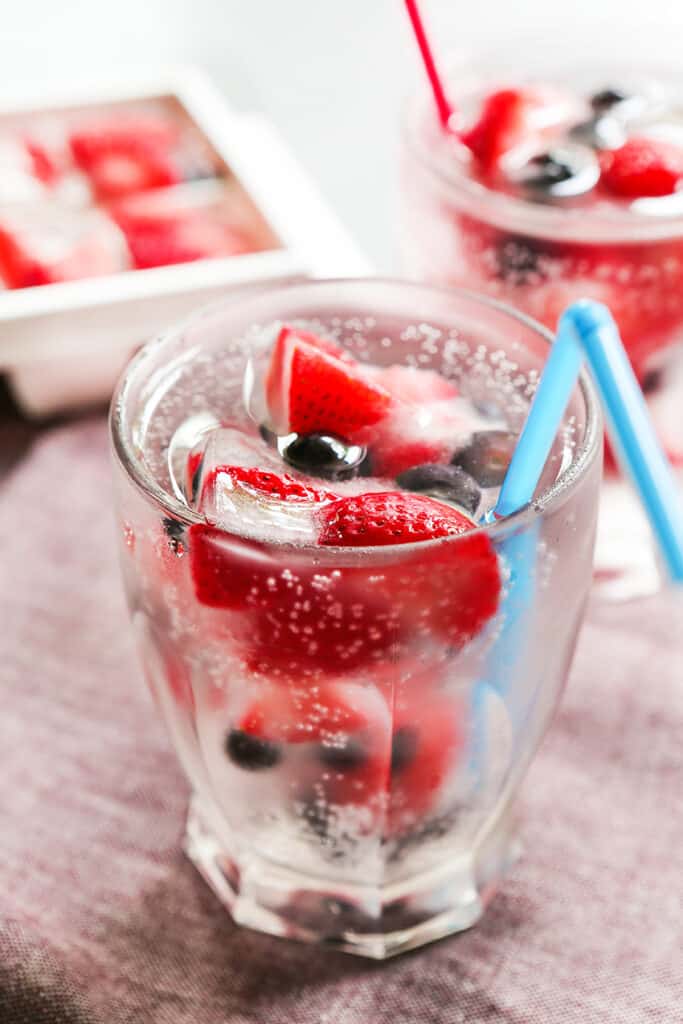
[0,203,128,288]
[69,114,212,201]
[109,188,254,270]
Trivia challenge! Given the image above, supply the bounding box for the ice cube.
[191,425,324,543]
[167,412,221,504]
[0,201,128,288]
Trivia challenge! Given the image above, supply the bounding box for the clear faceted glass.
[110,279,602,958]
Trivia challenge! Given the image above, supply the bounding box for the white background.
[1,1,682,268]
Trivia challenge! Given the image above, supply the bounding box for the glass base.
[183,795,520,959]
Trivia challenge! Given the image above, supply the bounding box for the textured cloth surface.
[1,414,682,1024]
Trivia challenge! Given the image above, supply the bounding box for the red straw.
[403,0,455,131]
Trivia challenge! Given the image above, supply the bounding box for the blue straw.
[493,299,683,583]
[494,319,583,520]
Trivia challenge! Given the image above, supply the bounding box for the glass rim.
[403,55,683,244]
[110,276,602,555]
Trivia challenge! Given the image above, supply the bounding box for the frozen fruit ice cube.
[188,426,332,542]
[0,202,128,288]
[360,398,489,477]
[70,113,183,199]
[110,185,254,269]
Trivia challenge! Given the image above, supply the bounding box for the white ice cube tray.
[0,67,370,416]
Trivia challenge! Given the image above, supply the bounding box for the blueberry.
[590,87,631,112]
[453,431,518,488]
[396,463,480,516]
[391,728,418,775]
[280,432,367,481]
[640,366,664,395]
[512,144,599,199]
[494,235,545,285]
[225,729,282,771]
[318,737,367,771]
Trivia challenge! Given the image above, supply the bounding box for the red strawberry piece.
[201,465,338,507]
[600,137,683,198]
[238,681,390,746]
[189,528,281,610]
[461,88,536,171]
[69,116,179,166]
[388,691,463,835]
[0,227,51,287]
[70,118,182,200]
[246,569,402,677]
[0,214,124,289]
[189,529,403,674]
[87,149,180,200]
[267,325,352,382]
[112,201,250,270]
[265,325,393,436]
[318,492,501,649]
[317,491,473,547]
[24,139,59,185]
[401,532,501,649]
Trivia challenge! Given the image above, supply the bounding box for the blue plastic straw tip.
[559,299,617,338]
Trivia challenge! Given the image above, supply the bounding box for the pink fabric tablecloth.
[1,414,682,1024]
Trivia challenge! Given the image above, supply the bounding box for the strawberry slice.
[70,116,181,199]
[318,492,501,649]
[69,116,179,165]
[599,137,683,198]
[317,491,474,547]
[0,209,126,289]
[461,88,537,172]
[200,465,338,506]
[86,149,180,200]
[189,529,402,674]
[265,325,393,436]
[111,195,251,270]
